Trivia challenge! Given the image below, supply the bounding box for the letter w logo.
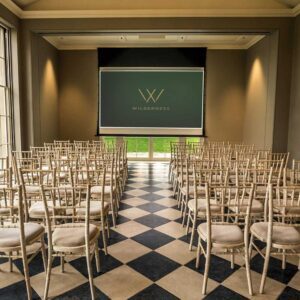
[138,88,164,103]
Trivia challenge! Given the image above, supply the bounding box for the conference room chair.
[249,184,300,294]
[0,186,46,300]
[196,183,254,296]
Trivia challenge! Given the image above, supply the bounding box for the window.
[0,25,13,157]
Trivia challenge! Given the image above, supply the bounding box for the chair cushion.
[91,185,114,194]
[29,201,57,218]
[25,185,40,194]
[231,199,264,214]
[0,223,44,248]
[198,223,244,246]
[188,198,220,213]
[52,223,99,248]
[250,222,300,245]
[76,201,109,217]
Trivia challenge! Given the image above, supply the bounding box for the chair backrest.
[203,183,254,244]
[0,186,27,251]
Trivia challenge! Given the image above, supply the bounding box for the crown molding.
[1,0,299,19]
[1,0,22,17]
[292,3,300,16]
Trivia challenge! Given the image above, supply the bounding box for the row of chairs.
[169,141,300,296]
[0,140,128,300]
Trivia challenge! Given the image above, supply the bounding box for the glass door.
[124,137,150,159]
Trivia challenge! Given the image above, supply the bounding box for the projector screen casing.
[99,67,205,136]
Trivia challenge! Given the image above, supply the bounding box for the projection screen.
[99,67,205,136]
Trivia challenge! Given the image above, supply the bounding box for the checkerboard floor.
[1,162,300,299]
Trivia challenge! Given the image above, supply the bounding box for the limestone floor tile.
[31,263,87,298]
[222,267,286,299]
[157,266,218,300]
[155,208,182,220]
[127,183,149,189]
[129,178,149,183]
[94,265,152,299]
[122,197,150,207]
[156,240,196,265]
[154,190,174,197]
[155,221,186,238]
[107,239,151,263]
[112,220,151,238]
[154,183,173,189]
[214,249,258,267]
[288,271,300,291]
[0,262,24,288]
[125,189,149,197]
[118,207,150,219]
[155,198,178,208]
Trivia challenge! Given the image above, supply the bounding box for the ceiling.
[43,33,265,50]
[3,0,300,18]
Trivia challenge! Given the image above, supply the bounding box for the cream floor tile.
[31,263,87,298]
[155,198,178,208]
[125,189,149,197]
[288,271,300,291]
[94,265,151,299]
[156,240,196,264]
[222,267,286,299]
[129,178,148,183]
[0,262,24,288]
[155,221,186,238]
[127,183,149,189]
[155,208,182,220]
[122,197,149,207]
[118,207,150,219]
[154,183,173,189]
[112,221,151,238]
[107,239,151,263]
[157,266,218,300]
[154,190,174,197]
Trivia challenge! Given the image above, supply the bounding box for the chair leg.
[248,234,254,258]
[189,214,197,251]
[86,247,95,300]
[101,220,108,255]
[202,243,211,295]
[21,247,32,300]
[259,243,271,294]
[282,250,286,270]
[195,237,202,269]
[230,250,234,269]
[44,253,53,300]
[8,252,13,272]
[95,241,101,273]
[244,248,253,296]
[60,256,65,273]
[41,237,47,272]
[186,211,191,234]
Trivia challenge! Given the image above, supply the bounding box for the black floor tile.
[138,202,166,212]
[129,284,179,300]
[250,254,298,284]
[135,214,170,228]
[277,286,300,300]
[54,282,109,300]
[132,229,175,249]
[186,255,240,283]
[69,251,122,278]
[0,280,41,300]
[128,251,180,281]
[204,285,248,300]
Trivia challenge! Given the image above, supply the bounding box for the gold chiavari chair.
[0,186,46,300]
[249,184,300,294]
[196,183,254,296]
[41,185,101,300]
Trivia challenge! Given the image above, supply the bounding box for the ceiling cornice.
[2,0,300,19]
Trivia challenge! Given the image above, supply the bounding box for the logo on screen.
[138,89,164,103]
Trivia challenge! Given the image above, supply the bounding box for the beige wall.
[206,50,246,142]
[288,15,300,159]
[58,50,98,140]
[37,36,59,144]
[243,34,278,149]
[57,49,246,142]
